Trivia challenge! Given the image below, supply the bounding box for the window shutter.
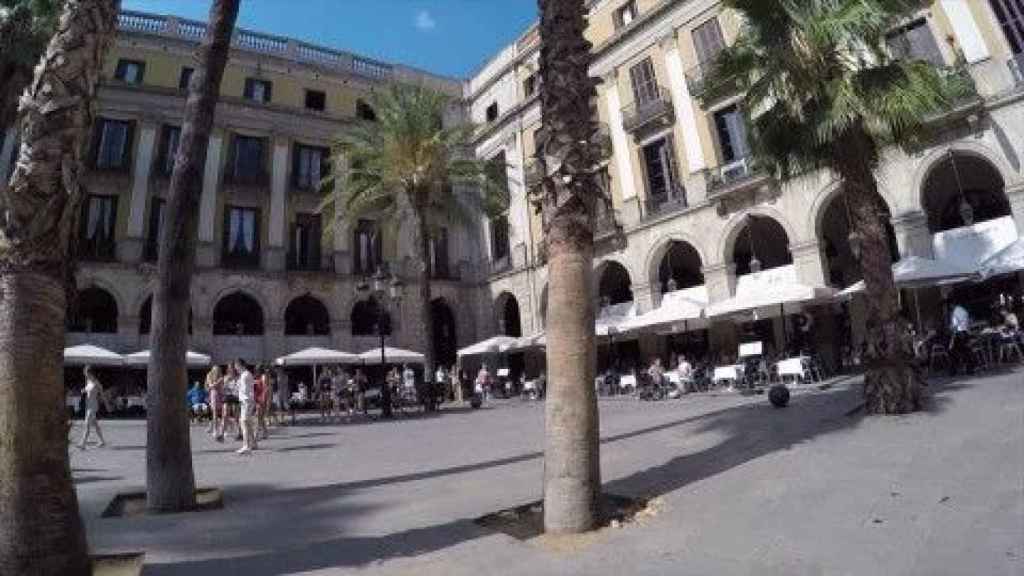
[123,122,136,171]
[311,215,322,266]
[252,208,262,256]
[243,78,253,100]
[291,145,301,188]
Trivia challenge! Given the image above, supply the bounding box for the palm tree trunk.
[537,0,602,533]
[146,0,238,512]
[837,127,922,414]
[406,194,435,407]
[0,1,119,573]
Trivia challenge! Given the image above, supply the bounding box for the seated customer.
[187,382,209,423]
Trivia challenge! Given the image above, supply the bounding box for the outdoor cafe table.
[712,365,742,384]
[776,357,808,381]
[619,374,637,392]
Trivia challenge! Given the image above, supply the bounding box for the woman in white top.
[78,366,107,449]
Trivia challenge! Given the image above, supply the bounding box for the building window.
[990,0,1024,55]
[222,206,260,268]
[490,215,510,262]
[642,137,682,207]
[227,135,267,185]
[292,144,329,191]
[288,213,322,271]
[356,99,376,121]
[486,102,499,122]
[629,57,659,105]
[79,195,118,261]
[114,59,145,85]
[693,16,726,65]
[157,125,181,176]
[886,19,944,66]
[93,118,132,170]
[714,105,750,164]
[145,198,165,262]
[613,1,638,29]
[243,78,273,104]
[429,227,450,279]
[305,89,326,111]
[353,219,383,275]
[523,73,538,98]
[178,66,194,91]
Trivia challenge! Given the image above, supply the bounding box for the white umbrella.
[621,285,708,334]
[501,332,546,353]
[595,301,637,337]
[707,265,836,319]
[456,336,519,358]
[124,349,212,368]
[837,256,976,298]
[275,347,359,366]
[63,344,124,367]
[359,346,425,365]
[979,238,1024,280]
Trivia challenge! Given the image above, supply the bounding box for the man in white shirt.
[678,355,694,393]
[235,359,257,454]
[947,301,973,375]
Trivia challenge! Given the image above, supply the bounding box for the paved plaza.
[72,371,1024,576]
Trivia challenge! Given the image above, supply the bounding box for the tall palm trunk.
[146,0,239,512]
[537,0,601,533]
[836,126,922,414]
[0,1,119,573]
[406,192,435,404]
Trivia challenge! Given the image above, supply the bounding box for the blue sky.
[121,1,539,78]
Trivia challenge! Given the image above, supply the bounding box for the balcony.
[707,156,769,197]
[684,58,739,103]
[643,184,688,220]
[223,168,269,187]
[621,87,674,136]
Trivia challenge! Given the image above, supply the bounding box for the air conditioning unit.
[721,158,750,182]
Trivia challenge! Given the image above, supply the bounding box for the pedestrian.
[947,299,973,375]
[206,365,223,436]
[476,363,491,400]
[354,368,368,414]
[253,366,268,440]
[222,364,241,441]
[235,359,257,454]
[78,366,108,449]
[187,381,209,423]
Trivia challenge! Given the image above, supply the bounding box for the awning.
[621,285,707,333]
[125,349,212,368]
[979,237,1024,280]
[359,346,425,365]
[837,255,976,298]
[932,215,1018,273]
[64,344,124,367]
[595,301,638,336]
[274,347,359,366]
[456,336,520,358]
[501,332,546,353]
[706,265,836,318]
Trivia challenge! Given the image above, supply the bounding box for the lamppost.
[356,266,404,418]
[746,215,762,274]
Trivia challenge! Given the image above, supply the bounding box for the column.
[265,136,289,271]
[661,34,706,175]
[0,126,17,189]
[196,130,223,268]
[603,72,638,203]
[118,120,158,264]
[890,210,934,259]
[790,240,827,286]
[702,262,736,304]
[1006,182,1024,235]
[631,282,658,314]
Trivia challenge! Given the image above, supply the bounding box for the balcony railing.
[643,184,688,220]
[621,87,674,134]
[707,156,767,196]
[684,58,740,103]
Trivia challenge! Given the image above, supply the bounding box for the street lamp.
[356,266,404,418]
[948,150,974,226]
[746,216,762,273]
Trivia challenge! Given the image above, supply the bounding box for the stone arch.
[206,284,272,323]
[495,291,522,337]
[138,294,194,335]
[212,291,265,335]
[811,184,900,288]
[284,294,331,336]
[718,207,799,271]
[912,141,1021,219]
[74,275,129,321]
[595,259,634,305]
[643,233,707,290]
[918,149,1011,233]
[67,286,119,333]
[351,297,390,336]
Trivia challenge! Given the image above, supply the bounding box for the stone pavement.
[71,371,1024,575]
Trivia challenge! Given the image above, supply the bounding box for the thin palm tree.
[0,0,64,130]
[322,84,507,381]
[704,0,973,414]
[0,1,119,573]
[146,0,239,513]
[534,0,609,533]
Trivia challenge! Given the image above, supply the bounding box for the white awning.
[274,347,359,366]
[932,215,1018,272]
[837,255,976,297]
[622,285,708,333]
[456,336,520,358]
[124,349,212,368]
[706,265,836,318]
[64,344,124,367]
[979,237,1024,280]
[359,346,425,365]
[501,332,546,353]
[595,301,638,336]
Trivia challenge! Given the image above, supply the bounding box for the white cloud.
[415,10,436,31]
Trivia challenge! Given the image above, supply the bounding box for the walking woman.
[206,365,224,437]
[78,366,108,449]
[220,364,241,442]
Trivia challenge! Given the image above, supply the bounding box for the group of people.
[197,359,281,454]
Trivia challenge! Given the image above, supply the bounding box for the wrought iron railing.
[707,155,766,196]
[643,184,688,219]
[621,86,673,133]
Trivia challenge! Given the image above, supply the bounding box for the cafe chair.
[928,344,949,374]
[970,340,991,372]
[998,336,1024,364]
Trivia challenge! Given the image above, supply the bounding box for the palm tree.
[0,1,119,573]
[0,0,64,130]
[704,0,973,414]
[534,0,608,533]
[146,0,239,513]
[322,84,507,382]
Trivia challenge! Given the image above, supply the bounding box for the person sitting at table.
[677,355,694,393]
[1000,307,1020,332]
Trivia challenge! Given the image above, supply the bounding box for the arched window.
[497,293,522,337]
[212,292,264,335]
[818,191,899,288]
[923,153,1009,233]
[732,216,792,276]
[351,297,389,336]
[657,241,704,293]
[67,287,118,333]
[598,261,633,305]
[139,295,193,335]
[284,295,330,336]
